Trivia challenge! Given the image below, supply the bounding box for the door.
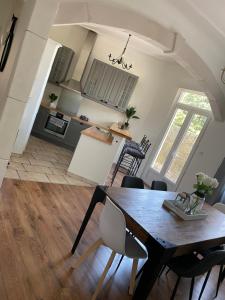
[144,89,211,190]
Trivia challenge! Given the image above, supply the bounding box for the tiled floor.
[6,136,94,187]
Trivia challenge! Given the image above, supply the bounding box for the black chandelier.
[108,34,132,70]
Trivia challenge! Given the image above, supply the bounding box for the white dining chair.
[73,196,147,300]
[214,202,225,214]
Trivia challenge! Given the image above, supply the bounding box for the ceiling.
[58,0,225,92]
[81,23,166,58]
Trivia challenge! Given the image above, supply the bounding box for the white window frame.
[149,88,212,189]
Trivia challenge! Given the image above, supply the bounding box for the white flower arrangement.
[193,172,219,196]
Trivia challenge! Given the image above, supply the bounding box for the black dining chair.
[166,250,225,300]
[198,246,225,298]
[121,175,144,189]
[151,180,167,191]
[197,202,225,298]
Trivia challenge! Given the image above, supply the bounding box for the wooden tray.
[163,200,208,220]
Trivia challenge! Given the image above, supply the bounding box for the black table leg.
[133,238,176,299]
[71,185,107,254]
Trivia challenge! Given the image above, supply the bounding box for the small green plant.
[49,93,58,103]
[124,106,140,128]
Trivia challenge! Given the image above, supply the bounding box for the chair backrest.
[213,203,225,214]
[151,180,167,191]
[99,197,126,254]
[184,250,225,277]
[121,175,144,189]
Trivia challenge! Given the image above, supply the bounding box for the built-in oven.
[44,111,71,138]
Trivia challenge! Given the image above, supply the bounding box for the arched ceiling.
[56,0,225,120]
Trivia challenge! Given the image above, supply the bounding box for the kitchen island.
[68,124,131,184]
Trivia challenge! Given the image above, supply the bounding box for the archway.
[55,1,225,121]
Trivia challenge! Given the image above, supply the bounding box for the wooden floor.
[0,178,224,300]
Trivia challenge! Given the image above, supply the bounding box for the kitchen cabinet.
[32,106,90,150]
[82,59,138,111]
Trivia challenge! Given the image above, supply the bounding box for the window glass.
[165,114,207,182]
[151,109,188,172]
[178,91,211,111]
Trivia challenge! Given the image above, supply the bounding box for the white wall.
[0,0,59,186]
[0,0,24,113]
[178,120,225,192]
[13,39,61,154]
[43,25,89,101]
[49,25,88,56]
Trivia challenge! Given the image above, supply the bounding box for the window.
[151,89,211,185]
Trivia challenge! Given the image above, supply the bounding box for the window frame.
[150,88,212,189]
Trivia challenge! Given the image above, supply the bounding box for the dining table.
[71,185,225,299]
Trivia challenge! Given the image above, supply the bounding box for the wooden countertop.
[81,127,113,145]
[40,103,109,131]
[109,123,132,140]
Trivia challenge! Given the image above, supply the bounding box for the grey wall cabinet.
[82,59,138,111]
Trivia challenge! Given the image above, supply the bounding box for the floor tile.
[23,164,53,174]
[8,161,26,171]
[10,156,31,164]
[64,175,91,187]
[5,169,19,179]
[29,158,54,168]
[18,171,49,182]
[32,153,58,163]
[53,162,70,169]
[47,174,68,184]
[50,168,67,175]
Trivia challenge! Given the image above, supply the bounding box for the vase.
[189,192,205,215]
[50,101,57,109]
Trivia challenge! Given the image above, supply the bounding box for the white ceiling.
[59,0,225,84]
[81,23,166,58]
[187,0,225,40]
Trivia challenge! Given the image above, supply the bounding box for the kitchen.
[6,23,204,189]
[6,24,142,186]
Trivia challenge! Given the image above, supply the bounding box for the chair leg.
[198,269,211,300]
[166,267,171,276]
[189,277,195,300]
[129,258,139,295]
[220,267,225,283]
[158,265,167,279]
[135,263,144,279]
[114,255,124,273]
[215,265,224,298]
[91,250,116,300]
[73,238,103,269]
[170,276,181,300]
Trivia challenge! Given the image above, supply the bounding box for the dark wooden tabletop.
[105,187,225,254]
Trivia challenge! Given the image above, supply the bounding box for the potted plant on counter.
[120,106,140,129]
[49,93,58,108]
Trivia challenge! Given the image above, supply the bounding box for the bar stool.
[111,136,151,185]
